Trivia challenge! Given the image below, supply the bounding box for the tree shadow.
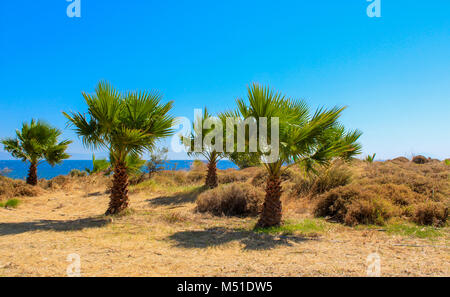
[147,186,207,207]
[168,227,314,251]
[0,217,110,236]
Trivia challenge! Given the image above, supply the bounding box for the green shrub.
[69,169,87,177]
[0,199,21,208]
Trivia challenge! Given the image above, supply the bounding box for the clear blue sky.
[1,1,449,160]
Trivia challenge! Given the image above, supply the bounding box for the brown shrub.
[392,157,410,163]
[0,176,41,198]
[358,161,449,201]
[196,183,264,216]
[413,202,448,227]
[314,184,402,226]
[40,175,73,190]
[365,184,423,206]
[412,155,429,164]
[186,171,205,183]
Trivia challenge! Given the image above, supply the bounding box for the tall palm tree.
[182,108,224,189]
[64,81,175,215]
[222,84,362,228]
[1,119,72,185]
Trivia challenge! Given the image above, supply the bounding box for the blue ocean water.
[0,160,238,180]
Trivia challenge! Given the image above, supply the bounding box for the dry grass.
[0,160,448,276]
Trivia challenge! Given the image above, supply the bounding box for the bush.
[40,175,72,190]
[4,198,21,208]
[359,161,449,201]
[413,202,448,227]
[314,184,400,226]
[69,169,87,177]
[196,183,264,216]
[147,147,168,178]
[445,159,450,166]
[392,157,410,163]
[412,155,429,164]
[0,176,41,198]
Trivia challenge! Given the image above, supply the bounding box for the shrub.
[4,198,21,208]
[196,183,264,216]
[69,169,87,177]
[147,147,168,178]
[445,159,450,166]
[392,157,410,163]
[0,177,41,198]
[218,169,255,184]
[365,184,422,206]
[413,202,448,227]
[314,184,401,226]
[412,155,429,164]
[40,175,72,190]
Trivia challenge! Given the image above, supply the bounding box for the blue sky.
[0,0,449,160]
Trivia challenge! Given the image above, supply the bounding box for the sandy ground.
[0,186,449,277]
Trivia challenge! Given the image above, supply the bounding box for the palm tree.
[1,119,72,185]
[182,108,224,189]
[64,81,175,215]
[222,84,362,228]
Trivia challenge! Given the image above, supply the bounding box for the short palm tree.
[64,81,175,215]
[182,108,224,189]
[1,119,72,185]
[222,84,362,228]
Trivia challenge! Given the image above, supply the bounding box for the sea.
[0,160,238,180]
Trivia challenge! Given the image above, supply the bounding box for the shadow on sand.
[0,217,110,236]
[168,227,315,251]
[147,186,207,207]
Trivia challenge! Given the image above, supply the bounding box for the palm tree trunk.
[256,175,282,228]
[205,160,218,189]
[26,162,38,186]
[106,162,129,215]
